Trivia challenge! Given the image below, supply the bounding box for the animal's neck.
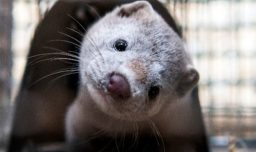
[76,84,194,134]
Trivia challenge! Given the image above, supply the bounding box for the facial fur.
[78,1,198,121]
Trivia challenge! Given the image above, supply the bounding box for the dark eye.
[148,86,160,100]
[114,39,128,52]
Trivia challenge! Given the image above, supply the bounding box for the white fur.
[77,1,191,120]
[66,1,200,148]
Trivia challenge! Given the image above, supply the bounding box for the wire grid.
[0,0,12,150]
[165,1,256,149]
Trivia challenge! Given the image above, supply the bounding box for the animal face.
[79,1,198,121]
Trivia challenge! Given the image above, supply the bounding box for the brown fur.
[128,59,148,83]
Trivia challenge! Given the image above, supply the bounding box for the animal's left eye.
[148,86,160,101]
[114,39,128,52]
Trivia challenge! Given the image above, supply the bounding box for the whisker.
[115,134,121,152]
[97,141,113,152]
[82,43,99,59]
[121,129,126,151]
[66,14,106,70]
[79,36,106,67]
[30,68,79,87]
[67,50,80,55]
[149,121,160,146]
[67,14,86,32]
[28,52,79,60]
[148,120,166,152]
[80,129,105,145]
[49,71,79,84]
[48,39,81,48]
[29,57,79,66]
[68,129,107,152]
[58,31,82,45]
[134,122,139,144]
[90,64,101,82]
[43,46,80,56]
[85,37,106,64]
[66,27,84,37]
[69,27,105,64]
[130,122,139,150]
[66,15,105,64]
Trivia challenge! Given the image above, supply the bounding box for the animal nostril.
[107,73,131,99]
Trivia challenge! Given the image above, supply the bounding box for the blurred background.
[0,0,256,151]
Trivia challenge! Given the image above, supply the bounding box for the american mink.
[65,1,209,152]
[8,0,208,152]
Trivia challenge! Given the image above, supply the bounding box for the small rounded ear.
[117,1,154,18]
[176,66,199,96]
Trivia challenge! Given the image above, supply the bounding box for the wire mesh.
[167,0,256,151]
[0,0,12,150]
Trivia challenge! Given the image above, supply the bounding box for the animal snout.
[107,72,131,100]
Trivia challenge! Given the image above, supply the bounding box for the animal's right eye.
[113,39,128,52]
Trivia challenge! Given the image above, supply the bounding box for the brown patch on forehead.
[127,59,148,83]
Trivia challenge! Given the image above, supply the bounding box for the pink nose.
[107,73,130,99]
